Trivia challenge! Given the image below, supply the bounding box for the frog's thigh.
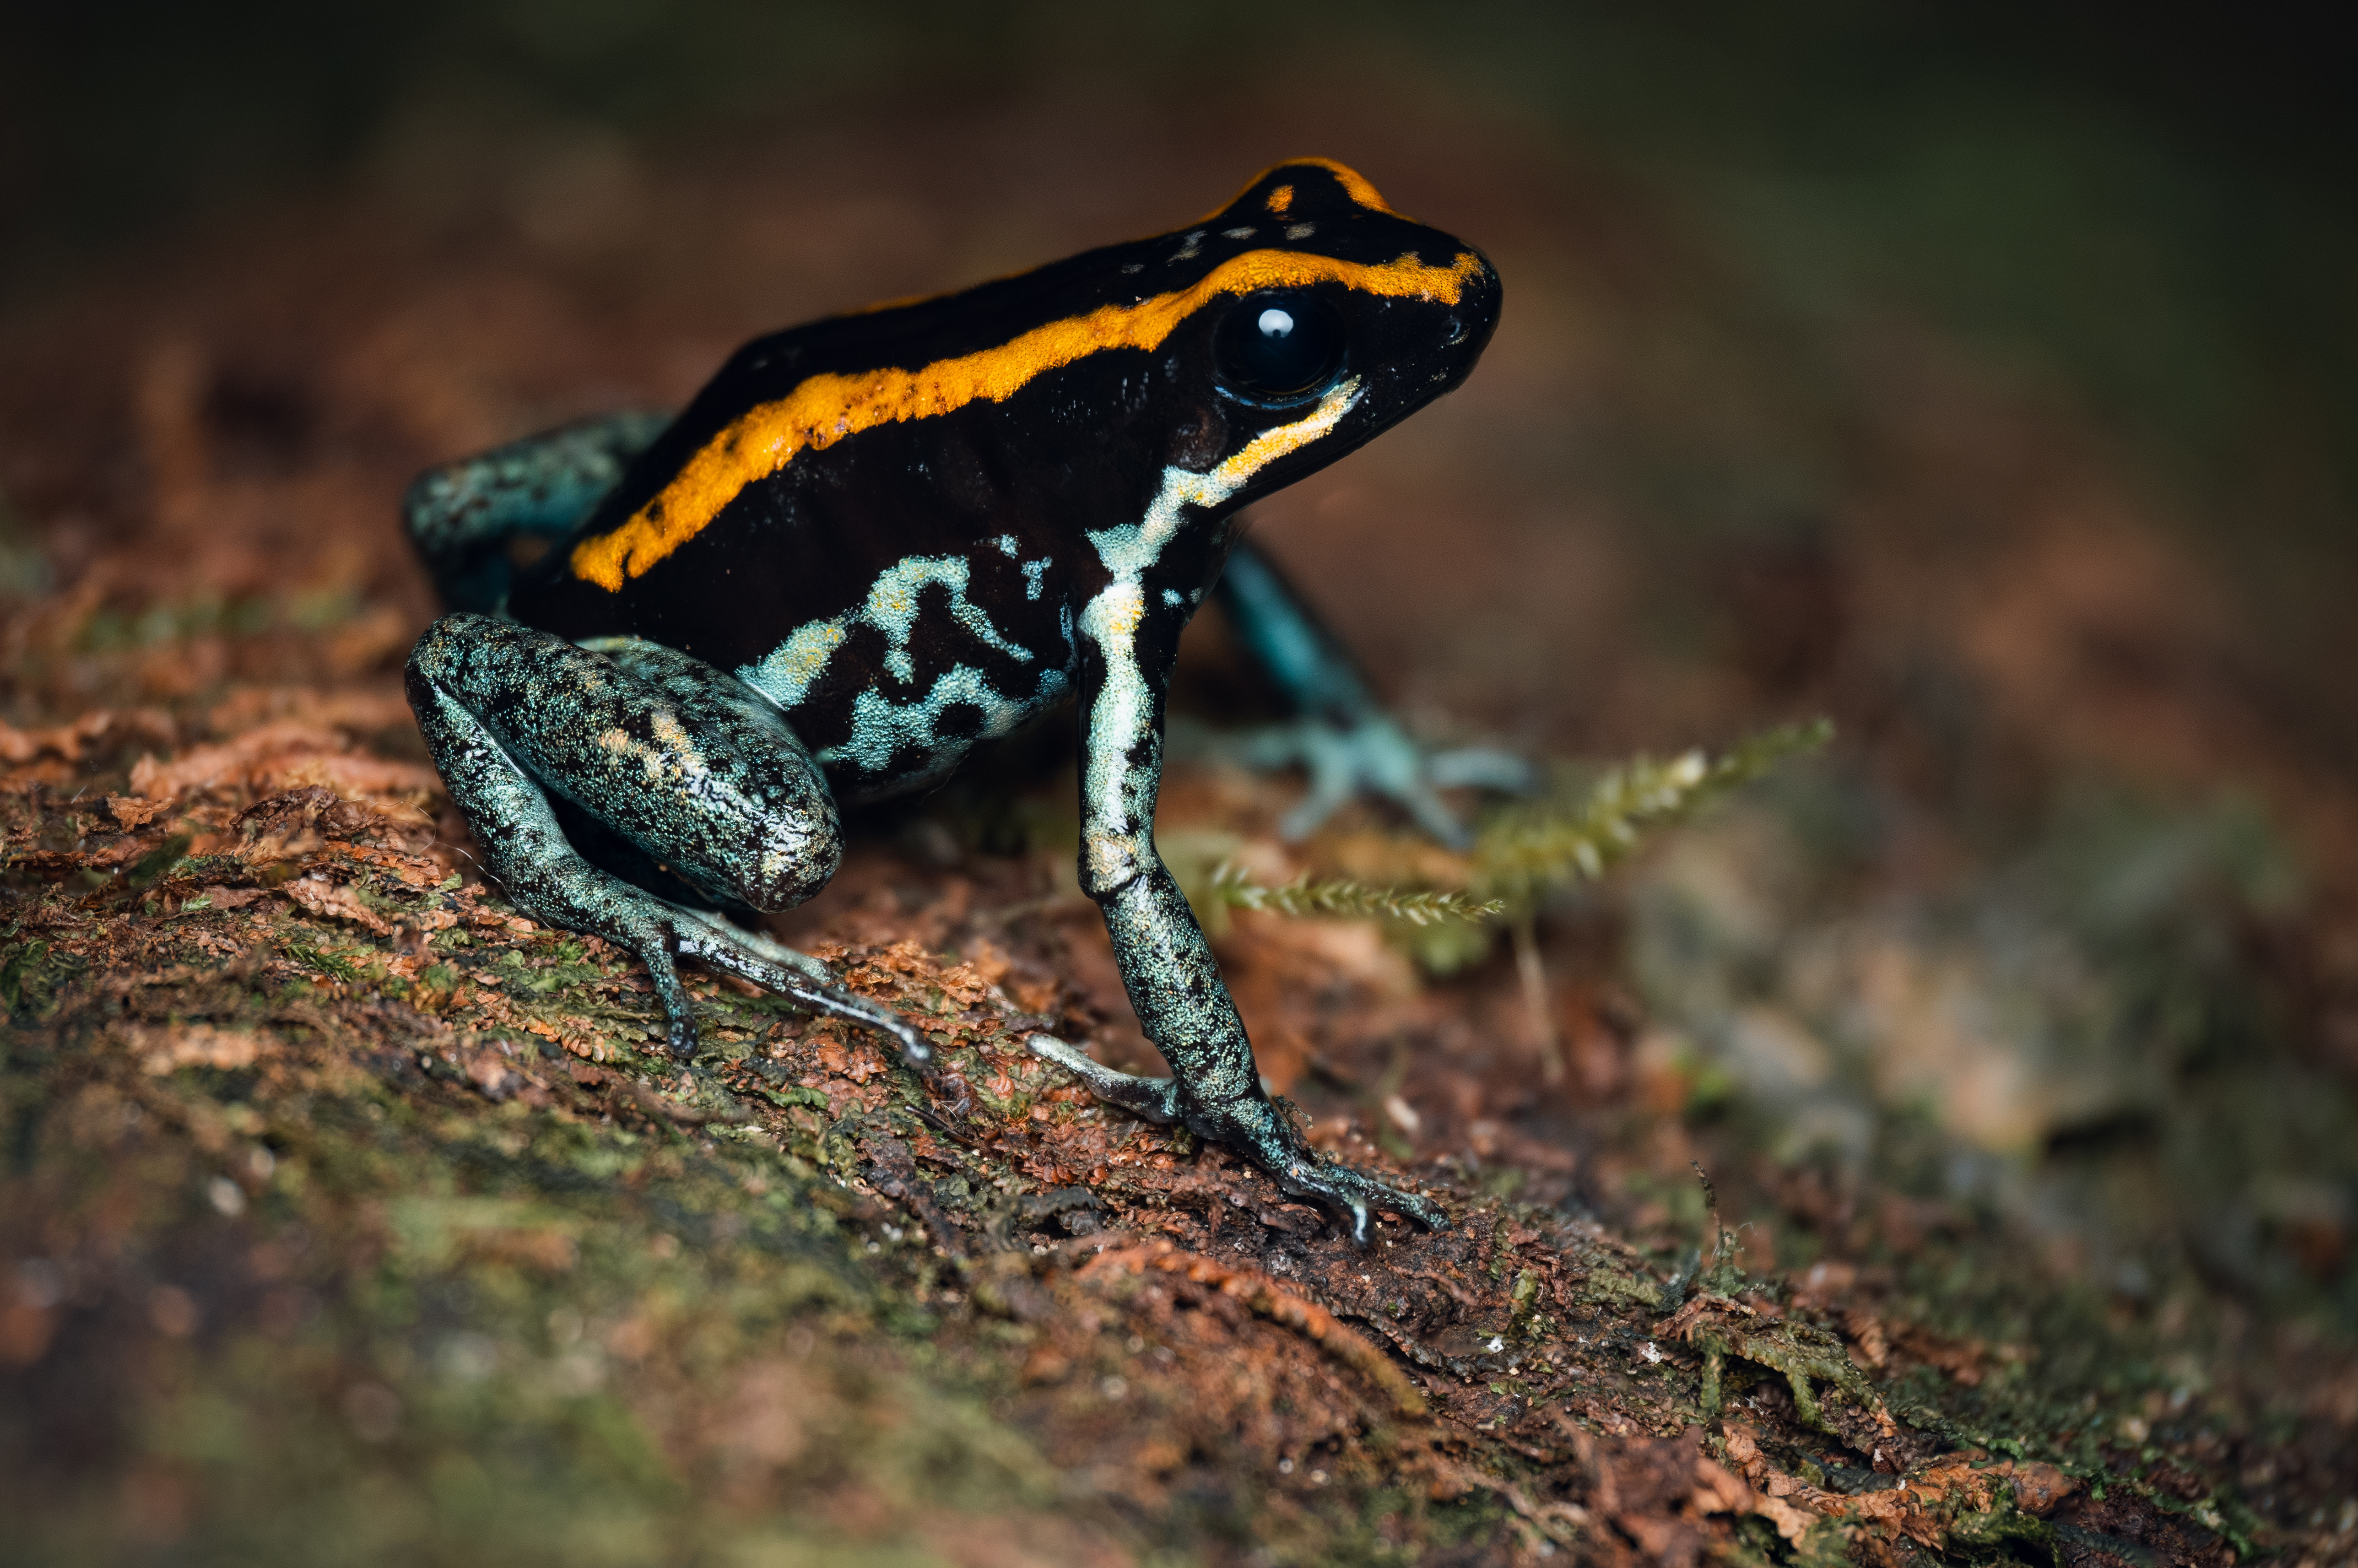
[406,613,841,914]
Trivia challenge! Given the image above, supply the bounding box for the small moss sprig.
[1211,718,1832,951]
[1210,862,1503,926]
[1470,717,1833,914]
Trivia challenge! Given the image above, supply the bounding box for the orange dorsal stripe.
[571,247,1482,589]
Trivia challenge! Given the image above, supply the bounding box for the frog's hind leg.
[404,612,927,1064]
[404,411,671,612]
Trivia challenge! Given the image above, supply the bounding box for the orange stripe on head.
[1287,157,1397,214]
[571,248,1483,589]
[1207,158,1400,222]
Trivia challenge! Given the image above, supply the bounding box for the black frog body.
[403,159,1503,1238]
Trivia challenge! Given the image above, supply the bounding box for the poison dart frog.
[402,159,1520,1239]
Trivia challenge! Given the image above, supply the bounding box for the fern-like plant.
[1211,717,1833,936]
[1209,863,1503,926]
[1207,717,1832,1081]
[1467,718,1833,915]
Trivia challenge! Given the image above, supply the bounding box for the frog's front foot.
[1024,1035,1447,1242]
[1229,714,1531,849]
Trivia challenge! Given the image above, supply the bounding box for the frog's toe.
[596,923,704,1060]
[1024,1035,1184,1123]
[1274,765,1363,843]
[1272,1154,1450,1243]
[629,961,703,1061]
[666,908,931,1066]
[1426,745,1536,795]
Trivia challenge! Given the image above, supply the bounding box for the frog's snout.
[1419,249,1501,388]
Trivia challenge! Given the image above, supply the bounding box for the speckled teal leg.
[1055,481,1449,1239]
[405,613,927,1064]
[1213,540,1530,847]
[403,411,671,613]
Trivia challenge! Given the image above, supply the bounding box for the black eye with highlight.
[1211,292,1345,405]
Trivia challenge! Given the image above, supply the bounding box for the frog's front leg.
[1034,582,1447,1241]
[404,613,927,1064]
[1213,540,1531,848]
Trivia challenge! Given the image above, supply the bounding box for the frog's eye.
[1211,292,1345,405]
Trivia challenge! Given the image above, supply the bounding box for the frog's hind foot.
[1228,719,1535,848]
[586,897,930,1070]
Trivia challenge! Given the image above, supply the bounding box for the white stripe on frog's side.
[817,658,1074,780]
[738,552,1032,710]
[1078,378,1362,889]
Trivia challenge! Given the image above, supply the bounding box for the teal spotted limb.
[405,411,670,614]
[405,615,928,1062]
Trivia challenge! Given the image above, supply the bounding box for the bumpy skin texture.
[404,160,1503,1238]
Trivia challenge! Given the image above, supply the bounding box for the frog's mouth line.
[1090,376,1366,583]
[568,250,1481,592]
